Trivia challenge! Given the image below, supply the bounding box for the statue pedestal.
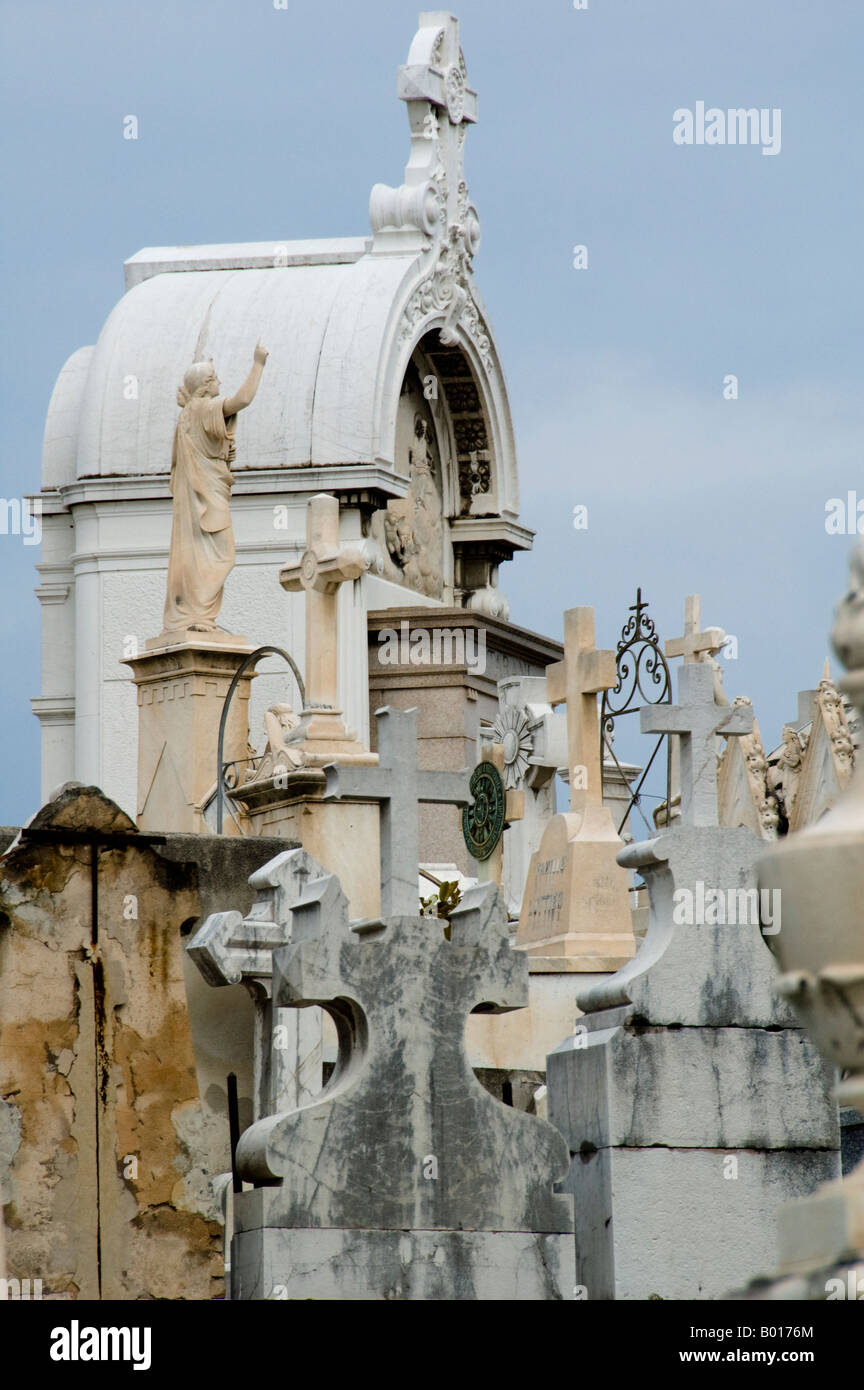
[229,769,381,920]
[125,635,255,833]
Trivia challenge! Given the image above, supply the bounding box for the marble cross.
[665,594,726,664]
[641,664,753,828]
[234,881,572,1242]
[546,607,617,814]
[279,494,364,716]
[324,706,470,917]
[187,847,349,1116]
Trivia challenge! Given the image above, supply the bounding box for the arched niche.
[369,331,510,606]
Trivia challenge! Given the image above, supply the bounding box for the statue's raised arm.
[222,341,269,417]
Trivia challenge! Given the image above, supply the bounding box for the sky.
[1,0,862,824]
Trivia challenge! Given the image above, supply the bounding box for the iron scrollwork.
[600,589,672,836]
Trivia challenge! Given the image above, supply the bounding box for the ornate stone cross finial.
[642,664,753,828]
[324,706,470,917]
[279,494,369,757]
[545,608,617,814]
[372,13,484,351]
[665,594,726,664]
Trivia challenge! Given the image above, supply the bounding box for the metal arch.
[216,645,306,835]
[600,589,673,838]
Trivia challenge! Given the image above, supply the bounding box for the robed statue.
[162,342,269,635]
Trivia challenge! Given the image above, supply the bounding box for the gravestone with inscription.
[547,662,840,1300]
[517,608,636,972]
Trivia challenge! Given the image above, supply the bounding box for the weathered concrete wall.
[0,786,293,1300]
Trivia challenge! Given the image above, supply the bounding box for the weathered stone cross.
[641,663,753,827]
[324,706,470,917]
[546,607,617,814]
[234,881,572,1251]
[187,847,349,1116]
[665,594,726,664]
[279,494,365,743]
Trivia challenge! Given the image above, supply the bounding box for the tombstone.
[517,608,636,972]
[230,878,575,1300]
[548,662,840,1299]
[277,494,374,763]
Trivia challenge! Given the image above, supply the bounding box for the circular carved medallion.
[445,65,465,124]
[462,761,506,862]
[300,550,318,586]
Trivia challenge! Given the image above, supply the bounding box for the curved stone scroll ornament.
[757,537,864,1287]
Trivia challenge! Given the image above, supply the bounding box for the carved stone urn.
[758,540,864,1276]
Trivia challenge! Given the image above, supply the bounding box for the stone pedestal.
[125,634,255,833]
[229,770,380,920]
[547,824,841,1301]
[232,1215,573,1301]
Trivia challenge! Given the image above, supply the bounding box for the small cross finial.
[665,593,726,664]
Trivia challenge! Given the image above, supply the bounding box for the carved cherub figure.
[245,702,307,783]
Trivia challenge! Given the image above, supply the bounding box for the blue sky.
[1,0,862,823]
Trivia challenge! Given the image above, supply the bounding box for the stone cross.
[233,882,573,1257]
[641,663,753,827]
[397,13,478,235]
[279,494,364,717]
[546,608,617,814]
[187,848,349,1116]
[665,594,726,664]
[324,706,470,917]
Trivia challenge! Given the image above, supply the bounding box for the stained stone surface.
[188,848,343,1117]
[229,876,573,1298]
[237,882,572,1234]
[231,1227,575,1302]
[549,1017,838,1152]
[565,1146,840,1302]
[576,825,795,1026]
[546,653,841,1300]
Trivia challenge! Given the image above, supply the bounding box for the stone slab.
[230,1227,576,1301]
[565,1145,840,1301]
[548,1018,840,1151]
